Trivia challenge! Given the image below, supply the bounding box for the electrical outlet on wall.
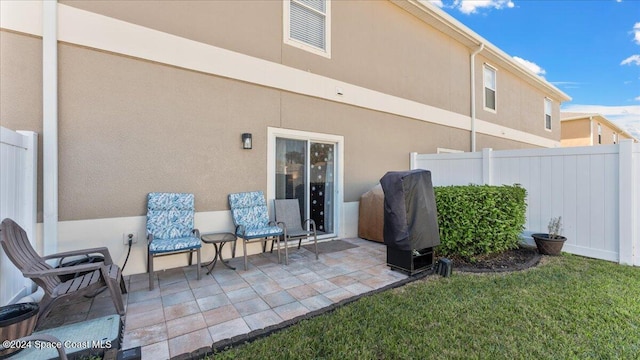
[122,232,138,245]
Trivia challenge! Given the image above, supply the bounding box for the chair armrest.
[192,229,201,238]
[235,224,246,237]
[147,233,154,244]
[42,247,114,265]
[303,219,316,231]
[23,262,104,278]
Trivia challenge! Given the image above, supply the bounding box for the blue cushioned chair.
[147,192,201,290]
[229,191,285,270]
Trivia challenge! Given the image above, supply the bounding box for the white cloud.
[562,104,640,140]
[427,0,444,7]
[635,96,640,101]
[513,56,546,76]
[444,0,515,14]
[621,54,640,66]
[551,81,581,90]
[633,22,640,45]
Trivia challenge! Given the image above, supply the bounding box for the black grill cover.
[380,169,440,251]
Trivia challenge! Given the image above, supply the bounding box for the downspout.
[42,1,58,255]
[470,43,484,152]
[589,116,594,146]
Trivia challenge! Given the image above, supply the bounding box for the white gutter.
[42,0,58,255]
[470,43,484,153]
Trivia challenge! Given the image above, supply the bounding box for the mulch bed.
[448,246,541,273]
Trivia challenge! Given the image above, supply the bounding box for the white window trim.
[483,64,497,113]
[283,0,332,59]
[267,127,343,237]
[544,98,552,132]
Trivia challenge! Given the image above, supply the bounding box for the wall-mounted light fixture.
[242,133,252,150]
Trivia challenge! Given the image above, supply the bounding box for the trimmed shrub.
[434,184,527,258]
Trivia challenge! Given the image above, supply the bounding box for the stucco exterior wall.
[594,121,622,145]
[561,119,591,147]
[1,1,569,274]
[60,0,283,63]
[474,55,561,141]
[1,1,569,219]
[62,0,471,117]
[1,29,537,222]
[0,31,44,217]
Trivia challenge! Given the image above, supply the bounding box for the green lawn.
[212,255,640,359]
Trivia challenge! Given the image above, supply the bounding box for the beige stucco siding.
[59,1,561,142]
[476,133,542,151]
[280,92,472,201]
[594,121,621,145]
[0,31,44,217]
[475,55,561,141]
[62,1,472,118]
[283,0,472,116]
[57,42,283,220]
[60,0,283,64]
[1,32,480,221]
[561,119,591,147]
[56,41,477,218]
[1,1,567,223]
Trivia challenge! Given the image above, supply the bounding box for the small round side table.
[200,232,237,274]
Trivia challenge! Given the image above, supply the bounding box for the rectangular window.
[483,65,496,111]
[598,123,602,144]
[544,98,552,131]
[284,0,331,58]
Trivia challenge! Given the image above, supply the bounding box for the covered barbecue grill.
[380,169,440,275]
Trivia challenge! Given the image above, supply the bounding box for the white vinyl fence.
[0,126,38,305]
[411,140,639,266]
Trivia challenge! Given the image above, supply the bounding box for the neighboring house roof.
[560,112,639,142]
[396,0,571,103]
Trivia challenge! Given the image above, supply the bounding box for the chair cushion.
[229,191,271,229]
[149,236,201,254]
[229,191,266,208]
[148,192,195,211]
[147,210,195,239]
[239,225,283,239]
[147,193,195,239]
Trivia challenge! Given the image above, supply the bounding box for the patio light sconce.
[242,133,252,150]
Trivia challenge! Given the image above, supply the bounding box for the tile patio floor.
[39,238,409,359]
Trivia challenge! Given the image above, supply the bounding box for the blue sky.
[430,0,640,140]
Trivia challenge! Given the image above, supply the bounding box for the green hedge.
[434,184,527,258]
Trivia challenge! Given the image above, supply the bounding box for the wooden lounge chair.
[0,218,127,328]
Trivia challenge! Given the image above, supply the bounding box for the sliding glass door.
[275,138,336,236]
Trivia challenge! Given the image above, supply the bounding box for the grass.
[210,255,640,359]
